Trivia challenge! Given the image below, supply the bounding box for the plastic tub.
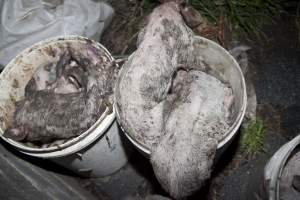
[0,35,130,177]
[115,36,247,160]
[264,135,300,200]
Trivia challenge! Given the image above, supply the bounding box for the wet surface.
[252,15,300,140]
[212,15,300,200]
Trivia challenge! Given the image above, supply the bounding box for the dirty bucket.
[0,35,130,177]
[115,36,247,160]
[264,135,300,200]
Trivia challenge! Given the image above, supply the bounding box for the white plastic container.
[0,36,130,177]
[115,36,247,160]
[264,135,300,200]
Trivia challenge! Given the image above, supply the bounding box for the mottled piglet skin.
[6,86,104,143]
[4,45,116,143]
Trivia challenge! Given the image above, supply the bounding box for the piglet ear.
[3,127,27,141]
[56,51,70,78]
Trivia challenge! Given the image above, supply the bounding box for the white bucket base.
[52,120,131,177]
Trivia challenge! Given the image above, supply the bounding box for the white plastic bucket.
[0,35,130,177]
[115,36,247,160]
[264,135,300,200]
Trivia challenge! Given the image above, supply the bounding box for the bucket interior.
[186,37,246,146]
[116,36,247,154]
[0,36,114,153]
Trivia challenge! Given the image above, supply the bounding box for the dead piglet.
[4,84,104,143]
[4,50,106,143]
[45,51,89,94]
[151,132,218,199]
[25,51,72,95]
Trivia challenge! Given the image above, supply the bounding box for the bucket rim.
[0,35,117,157]
[264,135,300,200]
[114,35,247,155]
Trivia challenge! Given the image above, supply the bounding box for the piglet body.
[5,85,104,143]
[4,48,114,143]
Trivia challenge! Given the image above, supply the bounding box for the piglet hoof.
[3,127,27,141]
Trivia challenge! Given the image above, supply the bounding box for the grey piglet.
[3,51,107,143]
[115,2,233,198]
[151,131,218,199]
[4,83,105,143]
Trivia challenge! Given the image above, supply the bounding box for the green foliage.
[189,0,283,37]
[241,119,266,157]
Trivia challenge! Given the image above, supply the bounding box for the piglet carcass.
[4,48,114,143]
[115,2,234,199]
